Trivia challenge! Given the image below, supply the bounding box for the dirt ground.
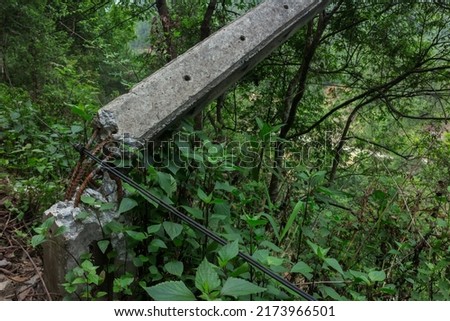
[0,180,52,301]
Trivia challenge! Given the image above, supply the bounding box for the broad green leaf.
[118,198,138,214]
[324,258,345,275]
[143,281,196,301]
[260,213,280,241]
[214,202,230,216]
[218,240,239,266]
[70,125,83,134]
[54,226,67,237]
[181,205,203,219]
[380,284,396,295]
[125,230,147,242]
[309,171,326,187]
[280,200,303,241]
[70,105,92,121]
[157,172,177,197]
[214,181,236,193]
[253,249,269,264]
[81,260,97,272]
[97,240,110,254]
[149,238,167,250]
[164,261,184,277]
[244,215,267,228]
[349,270,370,285]
[306,240,329,259]
[197,188,212,204]
[163,221,183,240]
[267,256,284,266]
[321,286,344,300]
[80,195,96,205]
[147,224,162,234]
[221,277,266,298]
[100,202,116,211]
[307,239,319,255]
[195,259,221,294]
[104,221,124,234]
[75,211,89,221]
[368,270,386,282]
[291,261,313,280]
[260,240,283,253]
[31,235,46,248]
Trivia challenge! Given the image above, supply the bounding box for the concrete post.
[96,0,329,142]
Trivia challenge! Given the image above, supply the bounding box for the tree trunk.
[156,0,177,61]
[268,14,327,204]
[195,0,219,132]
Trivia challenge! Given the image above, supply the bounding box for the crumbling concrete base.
[43,176,131,297]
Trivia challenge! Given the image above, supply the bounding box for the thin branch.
[200,0,218,40]
[12,237,52,301]
[382,95,450,121]
[347,136,412,160]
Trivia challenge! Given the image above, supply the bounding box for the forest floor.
[0,179,51,301]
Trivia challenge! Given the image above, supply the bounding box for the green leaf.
[125,230,147,241]
[267,256,284,266]
[368,270,386,282]
[260,213,280,241]
[324,258,345,275]
[143,281,196,301]
[380,284,396,295]
[31,235,46,248]
[70,125,83,134]
[70,105,92,121]
[100,202,116,211]
[118,198,138,214]
[349,270,370,285]
[104,221,124,234]
[221,277,266,298]
[218,240,239,266]
[321,286,344,300]
[197,188,212,204]
[147,224,162,234]
[54,226,67,237]
[280,200,303,241]
[260,240,283,253]
[195,259,221,295]
[306,240,329,259]
[75,211,90,221]
[307,239,319,255]
[157,172,177,197]
[149,238,167,250]
[291,261,313,280]
[163,221,183,240]
[309,171,326,187]
[214,181,236,193]
[80,195,96,205]
[97,240,110,254]
[181,205,203,219]
[253,249,269,264]
[164,261,184,277]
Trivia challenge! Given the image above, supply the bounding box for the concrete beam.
[96,0,329,142]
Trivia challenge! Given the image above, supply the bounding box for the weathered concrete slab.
[43,175,130,296]
[97,0,329,141]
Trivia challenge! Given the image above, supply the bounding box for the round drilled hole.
[240,35,246,41]
[283,4,289,9]
[184,75,191,81]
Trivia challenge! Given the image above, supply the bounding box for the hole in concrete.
[184,75,191,81]
[240,35,246,41]
[283,4,289,9]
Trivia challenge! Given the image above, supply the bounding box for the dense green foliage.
[1,0,449,300]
